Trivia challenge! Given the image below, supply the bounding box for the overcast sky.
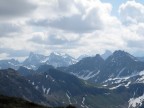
[0,0,144,61]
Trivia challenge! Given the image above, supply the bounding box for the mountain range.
[0,50,113,70]
[0,52,77,70]
[1,50,144,108]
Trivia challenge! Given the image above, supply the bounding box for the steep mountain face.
[2,50,144,108]
[64,50,144,87]
[0,59,21,70]
[97,50,144,82]
[0,68,48,105]
[36,64,54,73]
[63,54,104,81]
[17,65,54,76]
[1,68,144,108]
[17,66,35,76]
[26,68,129,108]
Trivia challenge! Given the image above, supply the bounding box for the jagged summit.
[22,52,77,69]
[95,54,103,59]
[113,50,130,57]
[109,50,138,62]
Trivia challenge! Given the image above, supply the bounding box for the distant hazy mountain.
[46,52,77,67]
[101,50,112,60]
[23,52,77,69]
[0,59,21,70]
[22,52,48,69]
[0,52,77,70]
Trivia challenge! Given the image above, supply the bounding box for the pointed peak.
[94,54,104,61]
[95,54,102,58]
[111,50,138,61]
[102,50,112,55]
[113,50,131,57]
[113,50,126,55]
[101,50,112,60]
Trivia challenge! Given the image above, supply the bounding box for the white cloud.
[118,0,144,54]
[29,0,114,33]
[119,0,144,25]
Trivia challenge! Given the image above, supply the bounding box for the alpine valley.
[1,50,144,108]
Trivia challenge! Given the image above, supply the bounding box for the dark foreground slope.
[0,95,49,108]
[0,95,76,108]
[1,68,144,108]
[0,68,48,105]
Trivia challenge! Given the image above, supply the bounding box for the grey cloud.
[48,35,70,45]
[29,34,78,45]
[28,9,103,33]
[127,40,144,48]
[0,48,29,57]
[29,35,45,44]
[0,23,21,37]
[0,0,37,18]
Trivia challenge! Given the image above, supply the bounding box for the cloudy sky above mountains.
[0,0,144,60]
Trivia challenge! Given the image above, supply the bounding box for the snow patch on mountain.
[82,97,85,104]
[103,70,144,87]
[116,67,126,77]
[71,70,100,80]
[35,85,39,90]
[22,52,77,69]
[125,82,131,87]
[128,94,144,108]
[46,88,50,95]
[32,82,35,85]
[42,86,46,94]
[46,75,48,78]
[109,83,124,90]
[66,93,71,104]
